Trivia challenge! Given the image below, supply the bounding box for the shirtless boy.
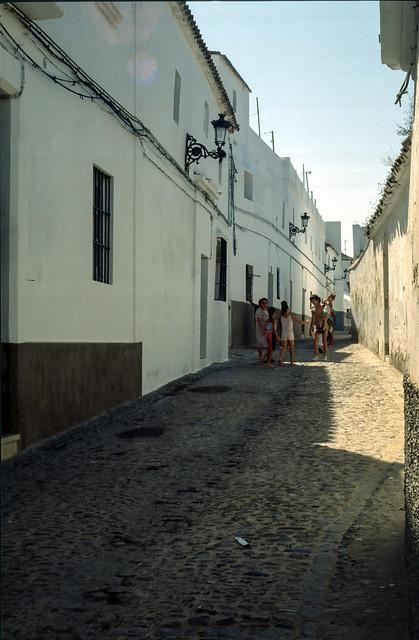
[309,295,328,360]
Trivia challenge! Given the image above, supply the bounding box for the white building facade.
[0,1,342,453]
[210,52,331,347]
[0,1,239,450]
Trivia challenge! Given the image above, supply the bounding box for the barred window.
[276,267,281,299]
[215,237,227,301]
[93,166,113,284]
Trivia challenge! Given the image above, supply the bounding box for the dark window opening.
[246,264,253,302]
[215,237,227,301]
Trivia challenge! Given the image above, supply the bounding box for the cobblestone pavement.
[2,336,408,640]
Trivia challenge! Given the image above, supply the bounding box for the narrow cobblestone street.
[2,336,408,640]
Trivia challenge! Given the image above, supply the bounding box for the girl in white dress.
[278,300,309,366]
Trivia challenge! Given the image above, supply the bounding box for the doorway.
[268,271,274,306]
[301,288,306,335]
[200,256,209,359]
[0,95,11,435]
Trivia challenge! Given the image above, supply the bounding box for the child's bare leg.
[322,332,327,355]
[289,340,295,364]
[266,334,273,367]
[313,332,319,355]
[279,341,287,365]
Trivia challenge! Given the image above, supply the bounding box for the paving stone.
[1,336,408,639]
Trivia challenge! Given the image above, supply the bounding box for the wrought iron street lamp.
[185,113,231,171]
[324,257,338,275]
[289,212,310,239]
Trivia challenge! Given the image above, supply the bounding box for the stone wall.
[350,150,410,372]
[405,30,419,640]
[404,376,419,640]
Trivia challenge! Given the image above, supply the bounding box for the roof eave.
[171,2,239,131]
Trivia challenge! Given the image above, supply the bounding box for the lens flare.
[128,51,159,83]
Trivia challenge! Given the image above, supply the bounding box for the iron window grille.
[215,237,227,301]
[93,166,113,284]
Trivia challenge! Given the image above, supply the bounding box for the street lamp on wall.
[289,212,310,239]
[324,257,338,275]
[185,113,231,171]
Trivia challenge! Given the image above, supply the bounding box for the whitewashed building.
[0,1,240,451]
[0,1,342,454]
[210,52,330,346]
[325,221,351,330]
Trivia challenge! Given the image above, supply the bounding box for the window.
[93,166,113,284]
[289,280,293,309]
[215,237,227,301]
[204,101,209,137]
[232,88,237,112]
[276,268,281,299]
[244,170,253,200]
[245,264,253,302]
[282,202,285,228]
[173,70,181,124]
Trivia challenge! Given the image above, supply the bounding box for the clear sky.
[189,0,411,256]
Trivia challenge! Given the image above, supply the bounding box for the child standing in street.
[310,295,328,360]
[278,301,309,366]
[255,298,269,365]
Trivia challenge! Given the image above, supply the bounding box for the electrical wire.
[1,2,231,222]
[394,6,418,106]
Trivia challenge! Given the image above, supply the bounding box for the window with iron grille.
[245,264,253,302]
[276,267,281,299]
[215,237,227,301]
[93,166,113,284]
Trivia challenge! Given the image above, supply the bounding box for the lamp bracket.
[324,263,337,275]
[289,222,306,239]
[185,134,225,171]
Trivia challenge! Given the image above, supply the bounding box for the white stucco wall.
[406,32,419,385]
[350,160,410,369]
[0,2,232,396]
[212,55,328,318]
